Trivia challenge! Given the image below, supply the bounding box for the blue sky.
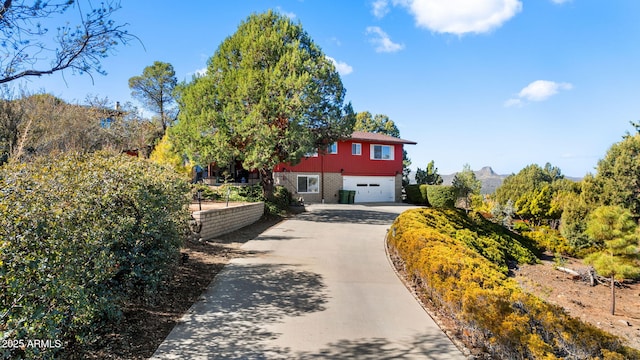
[14,0,640,177]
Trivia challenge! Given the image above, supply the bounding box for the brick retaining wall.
[192,202,264,241]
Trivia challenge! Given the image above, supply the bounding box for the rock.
[618,319,631,327]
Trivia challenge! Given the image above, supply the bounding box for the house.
[273,131,417,203]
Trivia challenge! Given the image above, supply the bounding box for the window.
[352,143,361,155]
[297,175,319,193]
[100,117,113,129]
[327,142,338,154]
[371,144,394,160]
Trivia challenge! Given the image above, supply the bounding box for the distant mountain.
[441,166,508,195]
[408,166,582,195]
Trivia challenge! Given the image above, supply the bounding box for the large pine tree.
[172,11,354,198]
[585,205,640,315]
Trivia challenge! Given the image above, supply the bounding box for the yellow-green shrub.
[522,226,573,256]
[388,208,639,359]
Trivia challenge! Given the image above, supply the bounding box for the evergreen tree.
[171,11,354,198]
[129,61,178,133]
[415,160,443,185]
[452,163,481,212]
[585,205,640,315]
[591,132,640,216]
[353,111,400,137]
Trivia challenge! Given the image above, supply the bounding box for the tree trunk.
[610,275,616,315]
[556,267,580,276]
[260,168,275,201]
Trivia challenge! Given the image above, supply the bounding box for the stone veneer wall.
[274,172,404,203]
[273,172,343,203]
[192,202,264,241]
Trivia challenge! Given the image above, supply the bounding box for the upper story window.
[352,143,361,155]
[371,144,394,160]
[304,150,318,157]
[327,142,338,154]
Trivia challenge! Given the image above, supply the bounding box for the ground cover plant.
[0,152,190,359]
[387,207,639,359]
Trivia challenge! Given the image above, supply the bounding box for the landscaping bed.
[79,215,283,359]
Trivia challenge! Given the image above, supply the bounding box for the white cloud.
[550,0,571,4]
[372,0,390,18]
[276,7,296,19]
[186,67,207,78]
[326,56,353,76]
[505,80,573,107]
[365,26,405,53]
[394,0,522,35]
[503,98,523,108]
[518,80,573,101]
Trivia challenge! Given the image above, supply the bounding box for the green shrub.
[405,184,426,204]
[0,152,190,359]
[267,186,292,215]
[425,185,456,208]
[191,183,220,201]
[387,208,638,359]
[213,184,290,216]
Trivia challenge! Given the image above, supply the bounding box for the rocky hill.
[441,166,508,194]
[410,166,581,195]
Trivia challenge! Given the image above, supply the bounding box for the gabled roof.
[348,131,417,145]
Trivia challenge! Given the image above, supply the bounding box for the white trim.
[370,144,394,160]
[327,142,338,154]
[352,142,362,155]
[297,175,320,193]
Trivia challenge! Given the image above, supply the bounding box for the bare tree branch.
[0,0,134,85]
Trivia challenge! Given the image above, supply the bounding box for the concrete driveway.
[152,204,465,359]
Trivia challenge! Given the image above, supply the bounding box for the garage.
[342,176,396,203]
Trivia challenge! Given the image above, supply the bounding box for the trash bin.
[348,190,356,204]
[338,190,349,204]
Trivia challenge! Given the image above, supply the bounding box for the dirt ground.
[77,217,638,359]
[513,254,640,350]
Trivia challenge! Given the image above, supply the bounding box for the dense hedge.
[405,184,456,208]
[0,152,190,359]
[388,208,638,359]
[425,185,456,208]
[405,184,425,204]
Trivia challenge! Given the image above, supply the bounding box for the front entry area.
[342,176,395,203]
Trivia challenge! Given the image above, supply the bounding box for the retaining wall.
[192,202,264,241]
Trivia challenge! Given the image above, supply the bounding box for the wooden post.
[610,275,616,315]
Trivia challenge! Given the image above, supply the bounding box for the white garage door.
[343,176,396,203]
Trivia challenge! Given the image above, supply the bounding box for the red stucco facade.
[273,131,417,203]
[273,139,406,176]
